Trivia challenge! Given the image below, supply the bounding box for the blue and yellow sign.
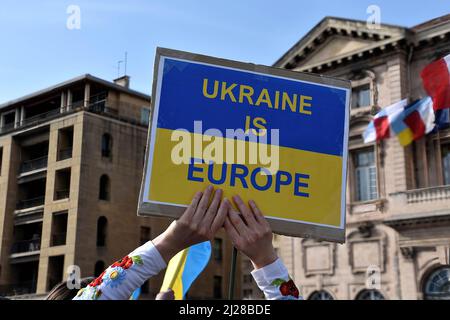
[139,48,351,242]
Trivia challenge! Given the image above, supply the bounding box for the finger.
[202,189,222,227]
[192,185,214,223]
[248,199,267,225]
[224,216,240,244]
[228,207,249,236]
[211,197,229,233]
[181,191,203,221]
[233,195,257,228]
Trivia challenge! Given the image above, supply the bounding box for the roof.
[273,16,407,68]
[0,74,151,111]
[412,14,450,31]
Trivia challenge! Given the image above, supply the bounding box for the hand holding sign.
[153,185,228,263]
[224,195,278,269]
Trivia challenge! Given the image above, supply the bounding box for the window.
[356,289,385,300]
[54,168,71,200]
[423,266,450,300]
[243,289,253,298]
[213,238,223,261]
[353,148,378,202]
[101,133,112,158]
[243,274,253,283]
[213,276,222,299]
[94,261,105,277]
[47,255,65,291]
[308,290,334,300]
[96,216,107,247]
[57,126,73,161]
[140,227,151,245]
[141,108,151,126]
[50,211,68,246]
[442,143,450,185]
[352,84,371,109]
[99,175,110,201]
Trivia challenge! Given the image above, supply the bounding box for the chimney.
[113,75,130,88]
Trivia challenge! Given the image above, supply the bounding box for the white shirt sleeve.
[73,241,167,300]
[251,258,303,300]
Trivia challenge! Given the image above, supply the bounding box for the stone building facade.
[240,14,450,300]
[0,74,240,299]
[270,15,450,300]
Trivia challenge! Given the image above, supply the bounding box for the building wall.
[0,79,241,299]
[273,19,450,300]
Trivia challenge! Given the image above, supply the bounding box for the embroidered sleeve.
[73,241,167,300]
[251,258,303,300]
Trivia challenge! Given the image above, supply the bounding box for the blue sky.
[0,0,448,103]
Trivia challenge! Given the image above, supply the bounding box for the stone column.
[67,90,72,111]
[14,108,20,128]
[60,92,66,113]
[83,83,90,109]
[383,54,410,195]
[20,106,25,126]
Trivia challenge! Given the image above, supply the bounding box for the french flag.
[363,97,435,146]
[421,54,450,111]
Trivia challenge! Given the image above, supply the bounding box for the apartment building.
[0,74,239,299]
[240,14,450,300]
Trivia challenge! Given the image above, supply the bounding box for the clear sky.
[0,0,448,103]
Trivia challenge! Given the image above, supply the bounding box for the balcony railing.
[0,281,37,296]
[54,189,70,200]
[402,185,450,204]
[16,196,45,210]
[22,108,61,127]
[11,238,41,254]
[0,108,61,135]
[58,148,73,161]
[51,233,67,246]
[0,122,15,134]
[19,156,48,174]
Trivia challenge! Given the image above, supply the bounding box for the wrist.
[250,249,278,270]
[152,230,183,263]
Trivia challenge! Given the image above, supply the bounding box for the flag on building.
[435,108,450,130]
[363,97,435,146]
[160,241,211,300]
[420,54,450,111]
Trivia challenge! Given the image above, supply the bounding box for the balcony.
[11,238,41,255]
[19,156,48,174]
[387,185,450,227]
[16,196,45,210]
[22,109,60,128]
[400,185,450,204]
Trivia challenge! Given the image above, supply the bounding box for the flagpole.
[227,246,238,299]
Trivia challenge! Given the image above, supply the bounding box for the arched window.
[94,260,105,277]
[101,133,112,158]
[96,216,107,247]
[423,266,450,300]
[308,290,334,300]
[99,175,110,201]
[356,289,385,300]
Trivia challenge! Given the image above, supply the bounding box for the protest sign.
[139,48,350,242]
